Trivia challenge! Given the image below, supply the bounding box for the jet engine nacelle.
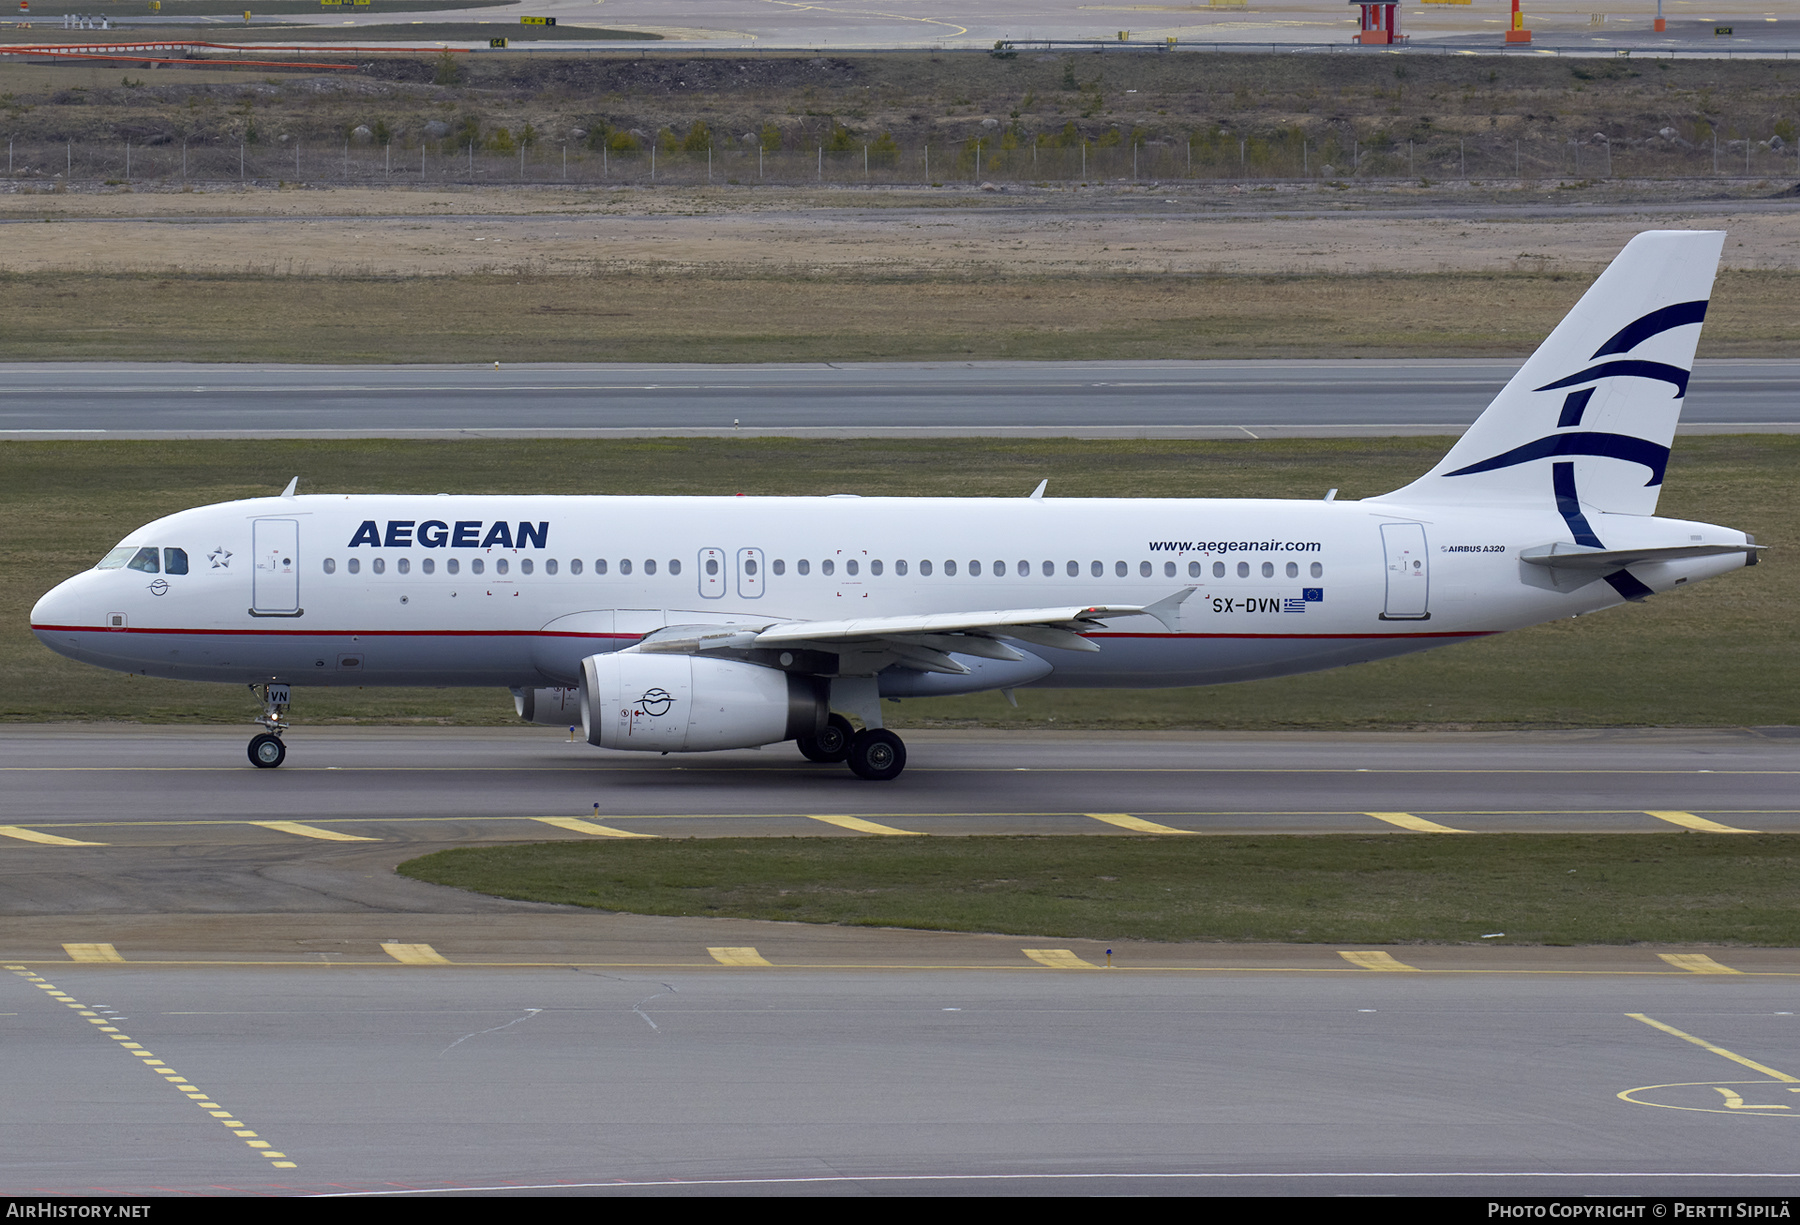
[512,685,582,727]
[579,652,827,752]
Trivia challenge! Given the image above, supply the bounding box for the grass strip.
[398,834,1800,946]
[0,270,1795,364]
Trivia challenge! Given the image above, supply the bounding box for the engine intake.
[580,652,827,752]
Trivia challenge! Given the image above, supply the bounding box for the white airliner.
[31,231,1760,780]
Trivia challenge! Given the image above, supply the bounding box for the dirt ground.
[3,184,1800,276]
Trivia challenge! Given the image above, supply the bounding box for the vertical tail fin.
[1377,230,1724,517]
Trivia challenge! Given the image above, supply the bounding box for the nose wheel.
[248,733,286,769]
[248,681,292,769]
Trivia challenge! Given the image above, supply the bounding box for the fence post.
[817,145,822,181]
[126,138,131,182]
[240,141,244,182]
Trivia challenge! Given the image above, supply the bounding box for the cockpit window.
[163,548,189,575]
[126,547,160,574]
[96,547,135,570]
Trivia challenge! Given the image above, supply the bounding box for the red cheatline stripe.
[33,624,1496,642]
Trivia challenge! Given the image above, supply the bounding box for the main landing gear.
[797,713,907,781]
[247,682,291,769]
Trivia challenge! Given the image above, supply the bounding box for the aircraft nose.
[31,574,97,658]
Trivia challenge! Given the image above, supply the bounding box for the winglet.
[279,477,298,499]
[1028,480,1047,501]
[1141,588,1195,632]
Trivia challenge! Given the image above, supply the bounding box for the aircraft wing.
[632,590,1194,676]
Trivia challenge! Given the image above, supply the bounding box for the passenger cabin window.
[423,558,435,575]
[570,559,582,575]
[520,559,533,576]
[595,559,607,575]
[373,558,386,575]
[772,559,786,576]
[448,558,460,575]
[797,559,809,576]
[495,559,508,576]
[919,560,932,576]
[822,560,834,576]
[1188,562,1202,578]
[619,559,631,576]
[545,559,557,576]
[644,559,656,576]
[846,560,859,576]
[127,547,160,574]
[398,558,410,575]
[323,558,337,575]
[1310,562,1323,578]
[944,560,957,576]
[1261,561,1275,578]
[669,559,681,576]
[1236,562,1249,578]
[472,559,484,575]
[1286,562,1298,578]
[1164,562,1176,578]
[1214,562,1226,578]
[163,548,189,575]
[348,558,361,575]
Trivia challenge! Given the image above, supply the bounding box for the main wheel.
[846,728,906,781]
[797,713,855,763]
[248,733,286,769]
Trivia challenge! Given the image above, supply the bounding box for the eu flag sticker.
[1303,588,1324,602]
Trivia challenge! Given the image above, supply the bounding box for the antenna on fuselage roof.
[279,477,298,498]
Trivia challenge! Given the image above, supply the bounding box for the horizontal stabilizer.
[1519,542,1764,571]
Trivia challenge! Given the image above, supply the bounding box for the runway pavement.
[1,359,1795,439]
[3,726,1799,1196]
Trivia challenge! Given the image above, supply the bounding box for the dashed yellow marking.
[1629,1013,1800,1082]
[1659,954,1743,975]
[1714,1087,1788,1110]
[380,942,450,965]
[62,943,124,963]
[1024,949,1096,969]
[249,820,378,843]
[1646,810,1759,834]
[1339,950,1421,971]
[11,967,296,1167]
[534,817,655,839]
[1086,813,1193,834]
[707,947,772,966]
[0,825,105,846]
[1365,812,1470,834]
[806,815,924,836]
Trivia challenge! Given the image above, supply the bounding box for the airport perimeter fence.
[2,132,1797,188]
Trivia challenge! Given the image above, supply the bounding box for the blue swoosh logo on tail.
[1444,432,1670,486]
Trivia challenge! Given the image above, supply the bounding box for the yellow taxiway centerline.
[1628,1013,1800,1082]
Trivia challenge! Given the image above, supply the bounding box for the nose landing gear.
[247,681,291,769]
